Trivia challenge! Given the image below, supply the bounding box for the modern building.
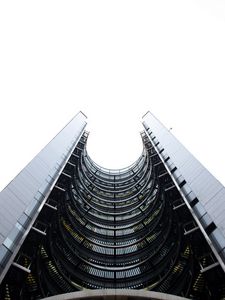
[0,111,225,300]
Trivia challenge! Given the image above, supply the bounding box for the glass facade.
[0,112,87,284]
[0,112,225,299]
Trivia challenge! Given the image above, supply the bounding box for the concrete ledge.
[42,289,190,300]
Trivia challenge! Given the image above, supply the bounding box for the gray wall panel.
[0,189,24,218]
[25,157,49,184]
[190,171,223,205]
[143,111,225,270]
[0,112,87,280]
[209,188,225,224]
[8,172,40,205]
[0,216,11,238]
[0,234,4,245]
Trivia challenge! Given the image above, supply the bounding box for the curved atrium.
[1,131,225,299]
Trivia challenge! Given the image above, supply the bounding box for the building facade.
[0,111,225,299]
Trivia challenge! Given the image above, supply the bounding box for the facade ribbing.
[0,112,225,299]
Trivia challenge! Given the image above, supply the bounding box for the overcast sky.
[0,1,225,191]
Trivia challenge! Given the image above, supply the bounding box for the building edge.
[142,111,225,273]
[0,112,87,283]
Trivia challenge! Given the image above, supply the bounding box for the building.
[0,111,225,299]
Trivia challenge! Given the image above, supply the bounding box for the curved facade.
[0,113,225,299]
[41,289,191,300]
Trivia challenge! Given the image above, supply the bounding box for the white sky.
[0,1,225,191]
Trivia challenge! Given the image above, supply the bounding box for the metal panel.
[143,112,225,233]
[143,111,225,270]
[0,112,87,280]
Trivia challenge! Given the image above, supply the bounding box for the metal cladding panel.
[0,189,24,234]
[179,158,204,183]
[190,171,223,205]
[8,170,40,205]
[25,156,50,185]
[208,188,225,219]
[143,111,225,255]
[0,112,87,276]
